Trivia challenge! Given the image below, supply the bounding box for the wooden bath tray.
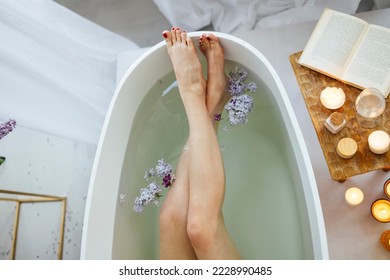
[289,51,390,181]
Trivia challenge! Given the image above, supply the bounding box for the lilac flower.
[118,193,126,204]
[133,181,162,213]
[229,80,247,96]
[225,94,254,126]
[225,67,257,126]
[0,119,16,140]
[155,159,173,177]
[134,159,175,213]
[133,197,144,213]
[147,181,162,196]
[144,168,156,180]
[246,82,257,93]
[214,113,222,121]
[229,67,248,82]
[162,174,172,188]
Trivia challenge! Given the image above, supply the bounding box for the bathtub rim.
[80,31,329,260]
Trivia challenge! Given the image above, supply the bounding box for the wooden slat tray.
[289,51,390,181]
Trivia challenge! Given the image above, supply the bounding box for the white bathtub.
[80,32,328,260]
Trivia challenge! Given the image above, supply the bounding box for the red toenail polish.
[162,32,167,38]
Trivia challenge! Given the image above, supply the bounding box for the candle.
[336,137,357,159]
[371,199,390,223]
[320,87,345,109]
[380,230,390,251]
[368,130,390,154]
[384,179,390,199]
[345,187,364,206]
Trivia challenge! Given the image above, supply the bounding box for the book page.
[342,25,390,97]
[299,8,367,78]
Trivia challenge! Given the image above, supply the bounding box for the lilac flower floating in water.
[225,67,257,126]
[119,193,126,204]
[133,182,162,213]
[214,113,222,122]
[144,168,156,181]
[225,94,254,126]
[155,159,173,178]
[0,119,17,140]
[134,159,175,213]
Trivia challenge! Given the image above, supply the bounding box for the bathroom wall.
[0,124,96,259]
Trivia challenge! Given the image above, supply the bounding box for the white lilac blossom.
[0,119,16,140]
[134,159,175,213]
[224,67,257,126]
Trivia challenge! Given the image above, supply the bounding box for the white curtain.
[0,0,138,145]
[153,0,363,33]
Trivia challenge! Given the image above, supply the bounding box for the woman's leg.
[160,28,240,259]
[184,33,240,259]
[198,34,231,132]
[158,28,202,260]
[159,146,197,259]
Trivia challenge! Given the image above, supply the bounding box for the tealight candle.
[336,137,357,159]
[368,130,390,154]
[320,87,345,110]
[371,199,390,223]
[345,187,364,206]
[380,230,390,251]
[384,179,390,199]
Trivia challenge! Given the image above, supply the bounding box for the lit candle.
[380,230,390,251]
[384,179,390,199]
[345,187,364,206]
[368,130,390,154]
[320,87,345,110]
[371,199,390,223]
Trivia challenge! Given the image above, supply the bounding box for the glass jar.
[355,87,385,128]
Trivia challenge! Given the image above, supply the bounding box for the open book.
[298,8,390,97]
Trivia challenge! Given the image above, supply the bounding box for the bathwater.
[116,59,311,259]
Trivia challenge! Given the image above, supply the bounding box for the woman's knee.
[186,215,217,252]
[159,203,187,231]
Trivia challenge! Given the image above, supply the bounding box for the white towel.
[153,0,362,33]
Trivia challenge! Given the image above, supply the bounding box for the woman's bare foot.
[198,34,230,124]
[162,28,206,106]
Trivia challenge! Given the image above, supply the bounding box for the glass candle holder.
[380,230,390,252]
[371,199,390,223]
[384,179,390,199]
[320,87,345,110]
[355,87,385,128]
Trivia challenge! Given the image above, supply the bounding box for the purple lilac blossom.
[155,159,173,177]
[162,174,172,188]
[214,113,222,121]
[0,119,16,140]
[134,159,175,213]
[225,94,254,126]
[225,67,256,126]
[133,181,162,213]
